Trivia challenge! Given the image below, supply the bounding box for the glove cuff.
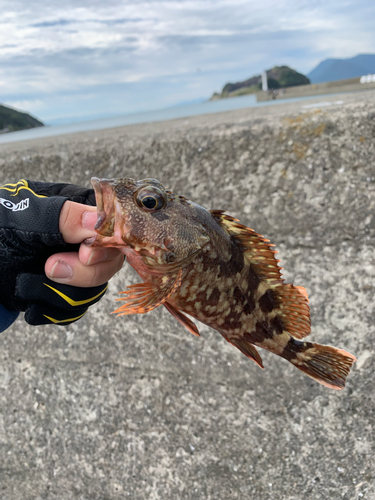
[16,273,108,326]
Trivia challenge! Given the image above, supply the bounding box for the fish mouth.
[91,177,116,236]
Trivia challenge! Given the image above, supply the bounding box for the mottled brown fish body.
[90,177,356,390]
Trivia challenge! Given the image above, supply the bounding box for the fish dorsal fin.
[211,210,283,283]
[211,210,311,339]
[113,270,182,316]
[164,302,201,337]
[226,338,264,368]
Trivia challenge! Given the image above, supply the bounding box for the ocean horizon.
[0,92,346,145]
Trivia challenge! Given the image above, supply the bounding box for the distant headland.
[211,66,310,100]
[211,54,375,101]
[0,104,44,134]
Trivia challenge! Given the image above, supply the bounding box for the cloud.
[4,99,44,114]
[31,19,73,28]
[0,0,374,122]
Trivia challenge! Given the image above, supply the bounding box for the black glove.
[0,179,107,326]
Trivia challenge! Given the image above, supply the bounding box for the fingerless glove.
[0,179,106,327]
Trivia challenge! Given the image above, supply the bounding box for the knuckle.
[89,265,103,287]
[59,201,72,232]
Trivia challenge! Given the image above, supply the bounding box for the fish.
[88,176,356,390]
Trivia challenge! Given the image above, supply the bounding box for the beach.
[1,88,374,499]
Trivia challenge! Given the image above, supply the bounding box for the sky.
[0,0,374,124]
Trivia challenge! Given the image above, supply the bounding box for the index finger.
[59,201,98,244]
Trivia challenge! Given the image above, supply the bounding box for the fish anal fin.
[164,302,200,337]
[275,284,311,339]
[227,338,264,369]
[113,270,182,316]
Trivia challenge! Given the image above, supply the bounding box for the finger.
[45,251,124,287]
[59,201,98,244]
[78,245,123,266]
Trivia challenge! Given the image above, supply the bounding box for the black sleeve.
[0,179,107,326]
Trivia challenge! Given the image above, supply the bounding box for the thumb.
[59,201,98,244]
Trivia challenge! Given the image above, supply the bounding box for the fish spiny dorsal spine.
[210,210,311,339]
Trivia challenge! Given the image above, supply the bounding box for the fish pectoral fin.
[227,338,264,369]
[164,302,200,337]
[113,270,183,316]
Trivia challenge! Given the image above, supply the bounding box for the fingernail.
[82,211,98,230]
[50,261,73,280]
[83,236,96,246]
[87,249,108,266]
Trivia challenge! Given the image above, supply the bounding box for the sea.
[0,93,345,145]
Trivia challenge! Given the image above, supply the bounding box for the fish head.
[90,177,212,271]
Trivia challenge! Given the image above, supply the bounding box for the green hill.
[0,104,44,134]
[211,66,310,99]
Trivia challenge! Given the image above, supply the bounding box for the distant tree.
[267,78,281,89]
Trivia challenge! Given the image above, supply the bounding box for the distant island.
[211,66,310,100]
[0,104,44,134]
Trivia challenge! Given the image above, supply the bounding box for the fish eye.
[136,186,165,211]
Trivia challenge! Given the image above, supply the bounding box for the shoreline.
[1,87,375,150]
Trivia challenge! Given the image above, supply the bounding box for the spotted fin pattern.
[282,339,357,390]
[211,210,311,339]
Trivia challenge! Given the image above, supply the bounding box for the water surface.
[0,93,345,145]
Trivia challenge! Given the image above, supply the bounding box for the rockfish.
[89,177,356,390]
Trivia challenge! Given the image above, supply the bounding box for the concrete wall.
[257,76,375,101]
[0,90,374,499]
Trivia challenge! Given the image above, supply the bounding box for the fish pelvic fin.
[164,302,201,337]
[113,270,182,316]
[281,338,356,390]
[227,338,264,369]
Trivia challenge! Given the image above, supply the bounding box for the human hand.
[0,178,125,326]
[45,201,124,287]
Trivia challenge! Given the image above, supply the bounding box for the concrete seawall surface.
[0,90,374,499]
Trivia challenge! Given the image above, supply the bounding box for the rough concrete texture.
[0,90,374,499]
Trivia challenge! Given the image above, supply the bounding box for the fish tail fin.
[281,338,356,390]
